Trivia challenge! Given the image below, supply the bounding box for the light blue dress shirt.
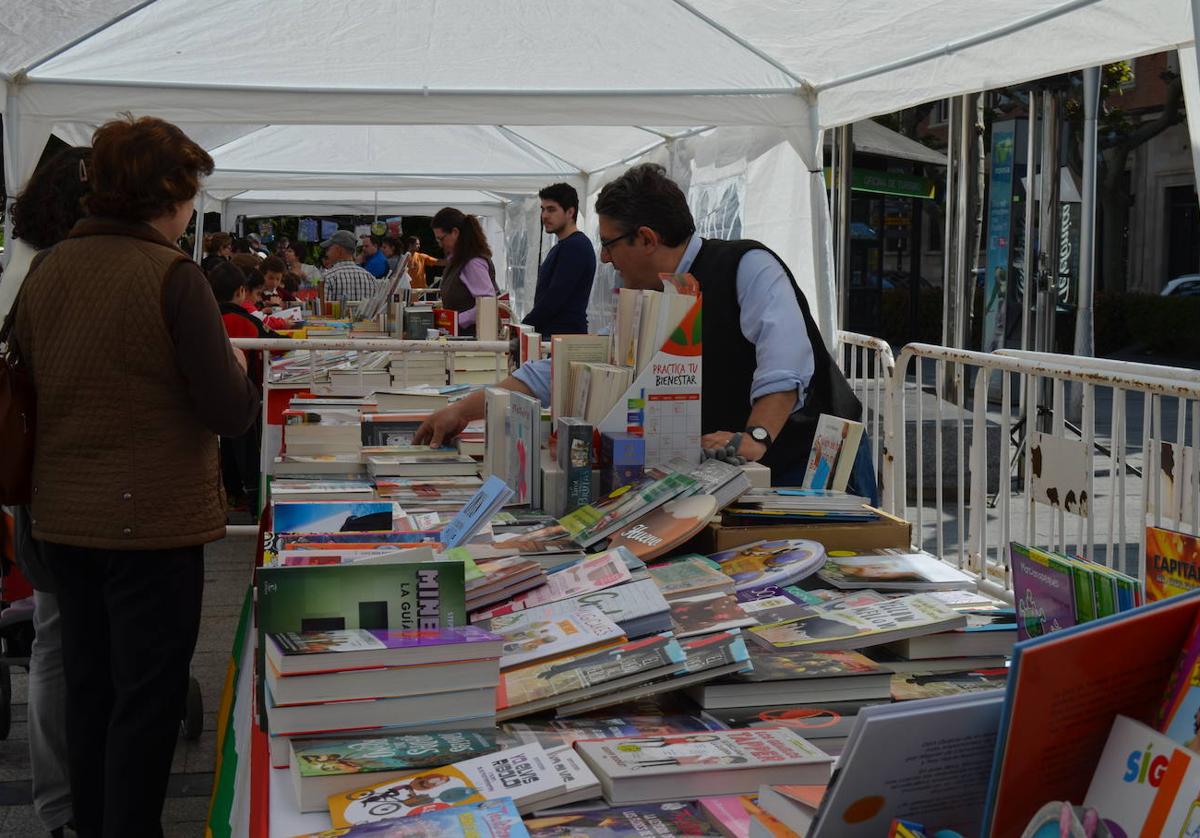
[514,235,814,417]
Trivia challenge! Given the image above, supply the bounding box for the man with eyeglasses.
[416,163,867,494]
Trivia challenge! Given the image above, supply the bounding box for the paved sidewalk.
[0,535,255,838]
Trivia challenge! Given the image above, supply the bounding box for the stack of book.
[389,349,447,388]
[451,350,506,386]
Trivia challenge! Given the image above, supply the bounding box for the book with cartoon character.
[289,730,500,813]
[1010,542,1077,641]
[707,539,826,592]
[329,743,563,826]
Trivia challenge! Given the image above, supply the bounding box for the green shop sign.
[824,167,937,200]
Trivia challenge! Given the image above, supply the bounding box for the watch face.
[750,427,769,442]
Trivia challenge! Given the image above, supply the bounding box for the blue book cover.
[441,475,515,548]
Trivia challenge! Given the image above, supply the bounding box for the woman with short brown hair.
[13,115,259,837]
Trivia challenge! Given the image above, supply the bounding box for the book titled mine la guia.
[1146,525,1200,602]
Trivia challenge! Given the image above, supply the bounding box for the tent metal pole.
[942,98,959,351]
[953,94,973,353]
[192,191,205,262]
[829,127,839,251]
[1074,68,1100,365]
[1021,92,1039,355]
[1,87,18,269]
[1036,90,1062,431]
[836,125,853,330]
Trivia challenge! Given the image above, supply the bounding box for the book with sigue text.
[329,743,564,826]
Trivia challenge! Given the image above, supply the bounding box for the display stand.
[593,295,702,465]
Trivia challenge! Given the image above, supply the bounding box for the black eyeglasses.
[599,230,636,253]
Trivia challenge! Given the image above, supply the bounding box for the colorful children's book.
[496,634,686,721]
[748,594,965,652]
[1010,542,1076,641]
[555,630,752,718]
[801,415,864,492]
[293,797,530,837]
[476,549,634,619]
[483,578,671,641]
[524,802,720,837]
[502,715,723,749]
[495,606,626,671]
[648,555,736,601]
[272,501,401,534]
[288,730,500,812]
[698,795,757,838]
[1083,715,1200,837]
[575,728,832,806]
[816,551,976,592]
[1158,608,1200,749]
[982,589,1200,838]
[707,539,826,592]
[329,744,563,826]
[668,592,757,638]
[1145,524,1200,602]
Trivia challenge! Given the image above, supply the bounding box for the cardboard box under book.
[682,507,912,555]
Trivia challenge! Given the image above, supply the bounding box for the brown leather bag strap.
[1,247,53,349]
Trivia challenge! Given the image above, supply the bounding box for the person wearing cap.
[321,229,379,302]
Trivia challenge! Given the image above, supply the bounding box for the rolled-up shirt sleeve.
[512,358,552,408]
[735,249,815,412]
[456,257,497,329]
[163,261,260,436]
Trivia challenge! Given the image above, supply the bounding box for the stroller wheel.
[0,663,11,740]
[181,675,203,741]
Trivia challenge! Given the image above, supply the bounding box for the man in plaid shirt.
[320,229,379,301]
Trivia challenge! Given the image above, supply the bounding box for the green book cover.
[293,730,500,778]
[256,560,466,728]
[1059,555,1097,624]
[1090,565,1120,617]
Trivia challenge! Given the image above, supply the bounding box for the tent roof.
[827,119,947,167]
[208,188,508,217]
[0,0,143,77]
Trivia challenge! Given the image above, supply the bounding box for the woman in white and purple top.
[431,206,498,335]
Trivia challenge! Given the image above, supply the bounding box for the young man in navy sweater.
[522,182,596,337]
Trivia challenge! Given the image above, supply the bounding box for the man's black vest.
[688,238,861,476]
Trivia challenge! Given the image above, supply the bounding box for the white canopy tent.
[206,188,508,227]
[4,0,1200,347]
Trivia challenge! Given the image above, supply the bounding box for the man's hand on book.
[414,403,469,448]
[701,430,766,463]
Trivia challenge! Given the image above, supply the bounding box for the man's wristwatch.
[746,426,773,448]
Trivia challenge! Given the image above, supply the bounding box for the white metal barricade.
[890,343,1200,603]
[836,331,895,502]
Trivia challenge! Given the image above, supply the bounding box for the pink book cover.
[699,795,756,838]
